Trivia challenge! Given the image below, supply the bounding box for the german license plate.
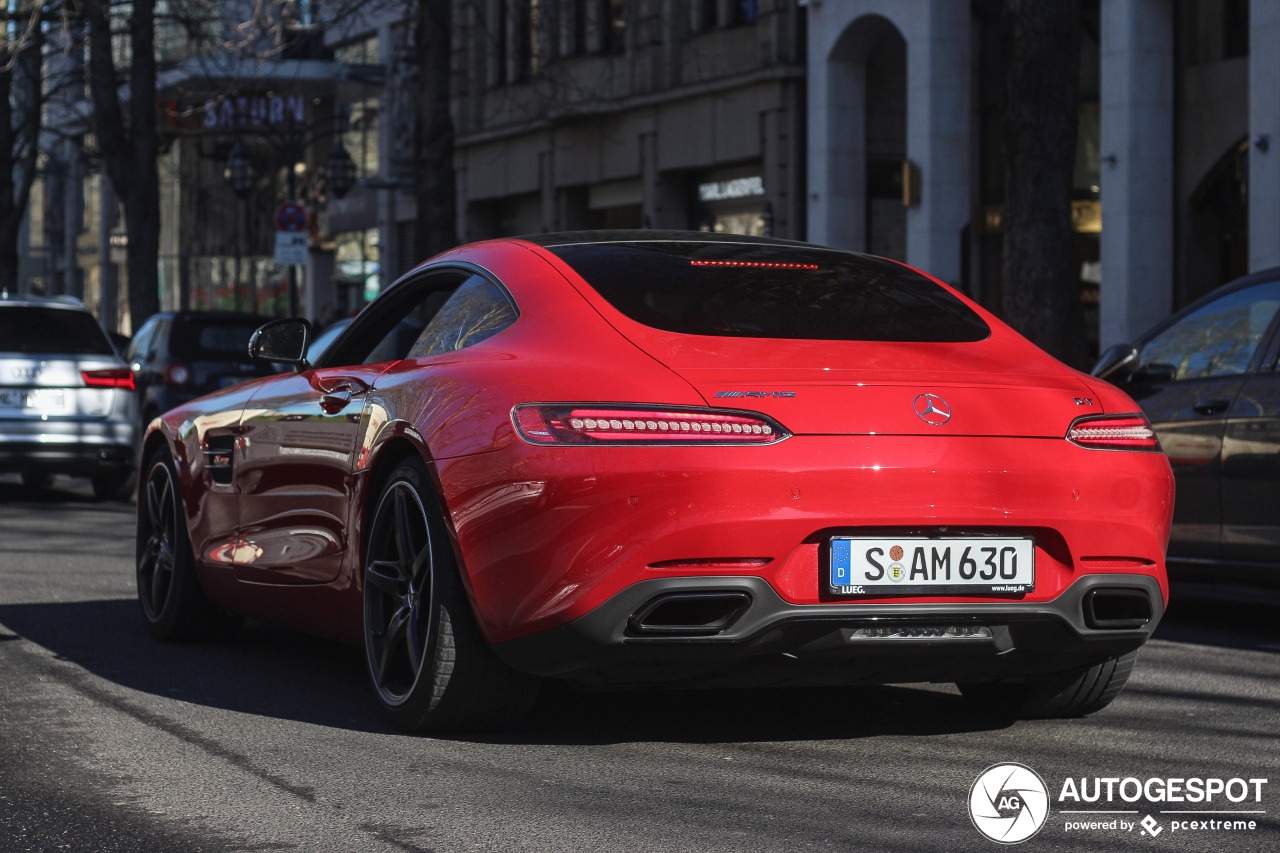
[829,536,1034,596]
[0,389,65,410]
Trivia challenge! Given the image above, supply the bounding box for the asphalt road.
[1,474,1277,852]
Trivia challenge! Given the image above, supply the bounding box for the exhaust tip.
[1083,588,1153,630]
[628,592,752,636]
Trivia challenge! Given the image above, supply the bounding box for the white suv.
[0,294,138,500]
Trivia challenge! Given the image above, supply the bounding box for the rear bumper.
[441,434,1174,644]
[491,573,1164,688]
[0,422,137,474]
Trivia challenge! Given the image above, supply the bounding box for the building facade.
[806,0,1271,355]
[19,0,1277,354]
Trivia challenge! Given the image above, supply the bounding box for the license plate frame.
[828,535,1035,596]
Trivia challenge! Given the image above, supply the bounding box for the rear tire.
[136,449,239,641]
[959,651,1138,719]
[362,457,540,732]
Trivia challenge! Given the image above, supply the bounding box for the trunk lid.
[622,334,1097,439]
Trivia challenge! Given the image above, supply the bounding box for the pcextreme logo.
[968,764,1270,844]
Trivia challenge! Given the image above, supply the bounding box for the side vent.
[202,435,236,486]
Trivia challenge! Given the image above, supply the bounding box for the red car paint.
[142,235,1173,663]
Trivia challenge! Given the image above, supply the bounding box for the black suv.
[126,312,278,426]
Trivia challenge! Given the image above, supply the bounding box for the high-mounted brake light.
[81,368,136,391]
[1067,413,1160,451]
[690,260,819,270]
[513,404,790,446]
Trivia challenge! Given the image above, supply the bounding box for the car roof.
[512,230,817,250]
[0,293,92,312]
[152,311,272,321]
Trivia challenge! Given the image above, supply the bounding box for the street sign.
[274,201,308,232]
[274,231,308,266]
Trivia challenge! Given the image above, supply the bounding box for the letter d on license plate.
[829,536,1034,596]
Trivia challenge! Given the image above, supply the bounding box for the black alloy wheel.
[362,457,539,731]
[136,450,233,640]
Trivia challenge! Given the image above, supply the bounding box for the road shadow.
[0,473,133,506]
[0,599,385,733]
[0,597,1014,744]
[1154,583,1280,651]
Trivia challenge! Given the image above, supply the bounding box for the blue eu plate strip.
[831,538,852,586]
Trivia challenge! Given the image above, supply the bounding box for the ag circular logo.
[969,763,1050,844]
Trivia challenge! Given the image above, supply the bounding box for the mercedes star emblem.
[913,393,952,426]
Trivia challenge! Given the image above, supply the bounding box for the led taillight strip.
[1067,414,1160,451]
[81,368,136,391]
[690,260,819,270]
[513,404,790,446]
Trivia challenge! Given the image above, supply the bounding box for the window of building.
[692,0,758,32]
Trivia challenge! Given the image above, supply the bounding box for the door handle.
[317,376,369,414]
[320,389,352,414]
[1192,399,1230,416]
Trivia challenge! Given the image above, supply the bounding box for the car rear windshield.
[170,317,264,360]
[0,306,116,355]
[547,241,990,342]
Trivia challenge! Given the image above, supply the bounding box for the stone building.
[805,0,1273,353]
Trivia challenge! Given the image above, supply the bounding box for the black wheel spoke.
[393,489,416,566]
[139,464,180,621]
[367,560,404,594]
[405,606,424,675]
[146,475,167,530]
[365,474,440,707]
[376,605,412,686]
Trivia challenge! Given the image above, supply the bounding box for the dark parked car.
[0,293,137,499]
[126,312,278,425]
[1093,268,1280,586]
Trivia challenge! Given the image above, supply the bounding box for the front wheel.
[136,450,237,640]
[958,651,1138,719]
[362,458,539,732]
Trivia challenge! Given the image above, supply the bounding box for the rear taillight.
[1067,413,1160,451]
[81,368,136,391]
[512,404,790,446]
[165,363,191,386]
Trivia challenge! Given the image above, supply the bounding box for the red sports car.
[136,231,1174,731]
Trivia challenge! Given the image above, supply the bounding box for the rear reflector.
[1067,413,1160,451]
[513,404,790,446]
[648,557,773,570]
[81,368,136,391]
[849,625,992,640]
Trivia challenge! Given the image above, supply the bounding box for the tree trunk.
[413,0,458,262]
[0,64,18,296]
[85,0,161,331]
[0,5,44,296]
[1001,0,1084,366]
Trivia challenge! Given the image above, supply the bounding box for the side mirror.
[249,318,312,371]
[1091,343,1139,380]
